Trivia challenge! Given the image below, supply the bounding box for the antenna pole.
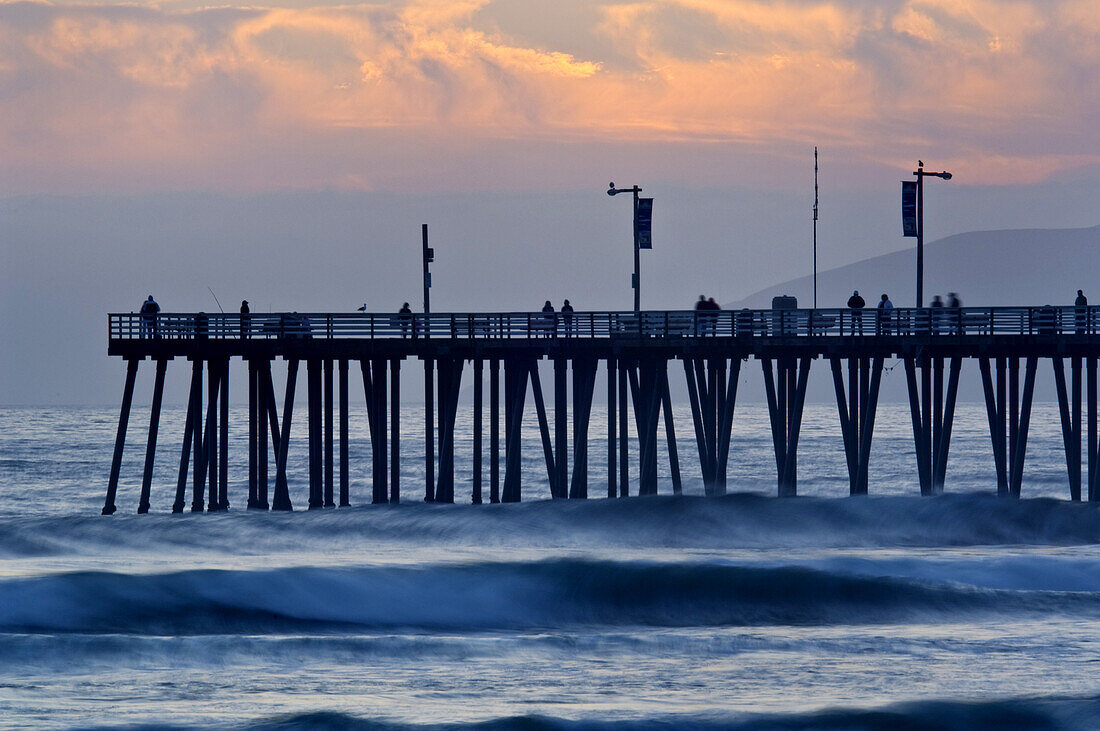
[813,147,819,309]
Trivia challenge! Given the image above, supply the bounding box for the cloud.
[0,0,1097,192]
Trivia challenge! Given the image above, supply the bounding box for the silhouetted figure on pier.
[541,300,555,337]
[195,311,208,341]
[947,293,961,333]
[399,302,413,337]
[877,293,893,334]
[561,299,574,336]
[240,300,250,339]
[847,290,865,334]
[703,297,720,334]
[931,295,945,334]
[1076,290,1089,333]
[140,296,160,339]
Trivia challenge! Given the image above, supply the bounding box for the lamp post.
[913,161,952,308]
[607,182,645,313]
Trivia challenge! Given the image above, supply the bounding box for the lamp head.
[940,172,952,180]
[607,182,617,196]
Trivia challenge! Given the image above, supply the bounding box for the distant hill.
[729,225,1100,310]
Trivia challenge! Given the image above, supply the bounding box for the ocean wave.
[229,692,1100,730]
[3,558,1100,635]
[2,494,1100,560]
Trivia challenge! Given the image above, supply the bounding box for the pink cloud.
[0,0,1097,192]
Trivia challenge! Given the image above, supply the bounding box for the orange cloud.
[0,0,1097,192]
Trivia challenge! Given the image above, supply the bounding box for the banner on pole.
[901,181,917,237]
[636,197,653,249]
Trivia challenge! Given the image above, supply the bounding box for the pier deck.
[103,306,1100,513]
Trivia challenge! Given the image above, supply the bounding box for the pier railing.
[109,306,1100,341]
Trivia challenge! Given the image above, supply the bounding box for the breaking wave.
[3,557,1100,635]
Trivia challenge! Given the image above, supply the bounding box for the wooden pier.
[103,306,1100,513]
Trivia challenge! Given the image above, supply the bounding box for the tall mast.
[813,147,819,309]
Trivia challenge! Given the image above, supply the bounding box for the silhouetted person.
[946,292,961,333]
[195,311,208,341]
[930,295,944,334]
[541,300,555,337]
[877,293,893,334]
[140,295,160,338]
[847,290,865,334]
[704,297,720,334]
[1076,289,1089,333]
[399,302,413,337]
[561,299,574,336]
[240,300,250,339]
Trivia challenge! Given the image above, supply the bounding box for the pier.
[103,306,1100,513]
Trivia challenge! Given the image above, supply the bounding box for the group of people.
[137,296,252,339]
[695,295,721,312]
[540,300,575,336]
[141,288,1095,338]
[845,289,964,334]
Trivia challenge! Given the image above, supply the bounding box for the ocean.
[2,402,1100,729]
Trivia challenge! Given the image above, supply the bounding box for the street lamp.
[607,182,650,313]
[912,161,952,308]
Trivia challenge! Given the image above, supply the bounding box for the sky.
[2,0,1100,404]
[2,0,1099,193]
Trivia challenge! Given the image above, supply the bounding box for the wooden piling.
[390,358,401,504]
[607,357,617,499]
[530,362,559,498]
[324,358,335,508]
[215,359,228,510]
[103,358,139,515]
[307,359,323,509]
[425,358,435,502]
[473,359,483,504]
[555,359,568,499]
[271,359,298,511]
[138,358,167,514]
[490,359,500,503]
[247,359,258,509]
[618,361,629,497]
[503,358,529,502]
[174,359,200,514]
[570,358,597,499]
[256,360,271,510]
[339,359,350,506]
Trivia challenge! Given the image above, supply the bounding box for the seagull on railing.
[357,304,367,312]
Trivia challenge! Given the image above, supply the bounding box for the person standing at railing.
[947,293,961,334]
[705,298,721,335]
[398,302,414,338]
[930,295,945,334]
[877,294,893,334]
[561,300,574,337]
[1076,290,1088,334]
[139,295,160,339]
[240,300,250,340]
[847,290,865,334]
[541,301,556,337]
